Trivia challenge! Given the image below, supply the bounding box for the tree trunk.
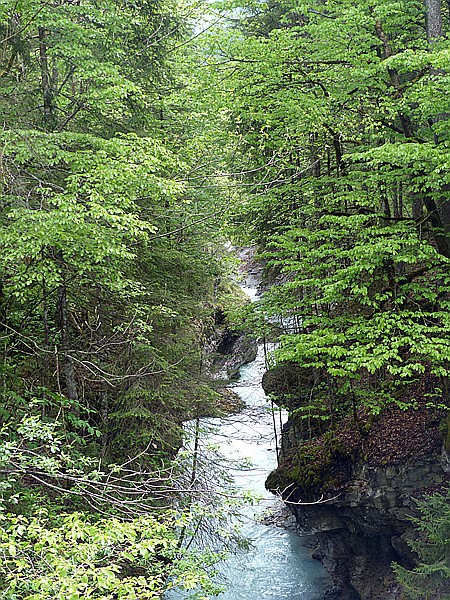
[375,19,414,137]
[58,283,78,403]
[309,132,321,177]
[56,252,78,404]
[96,288,109,459]
[423,193,450,257]
[38,27,55,129]
[425,0,443,40]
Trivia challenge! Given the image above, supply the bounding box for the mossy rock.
[265,466,295,494]
[262,362,317,410]
[266,427,358,499]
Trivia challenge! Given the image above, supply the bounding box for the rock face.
[213,329,258,379]
[288,455,449,600]
[263,363,450,600]
[204,322,258,381]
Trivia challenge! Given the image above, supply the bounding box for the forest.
[1,0,450,598]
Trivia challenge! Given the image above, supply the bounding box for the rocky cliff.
[204,312,258,381]
[263,363,450,600]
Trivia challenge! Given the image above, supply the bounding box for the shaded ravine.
[210,330,329,599]
[168,283,330,599]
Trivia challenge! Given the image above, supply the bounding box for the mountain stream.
[170,285,330,599]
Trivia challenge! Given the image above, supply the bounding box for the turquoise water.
[168,339,329,599]
[212,347,329,599]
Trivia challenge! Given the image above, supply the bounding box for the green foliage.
[0,386,250,598]
[269,216,450,384]
[213,0,450,419]
[10,0,450,595]
[0,0,232,457]
[0,0,251,597]
[393,490,450,599]
[0,510,224,599]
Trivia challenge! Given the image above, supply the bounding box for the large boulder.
[262,362,317,409]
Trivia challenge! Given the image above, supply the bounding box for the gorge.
[2,0,450,598]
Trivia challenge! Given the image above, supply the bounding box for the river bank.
[263,360,450,599]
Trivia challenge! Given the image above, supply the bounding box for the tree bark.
[375,20,414,137]
[56,252,78,404]
[425,0,443,40]
[96,288,109,458]
[38,27,55,129]
[58,283,78,403]
[309,132,321,177]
